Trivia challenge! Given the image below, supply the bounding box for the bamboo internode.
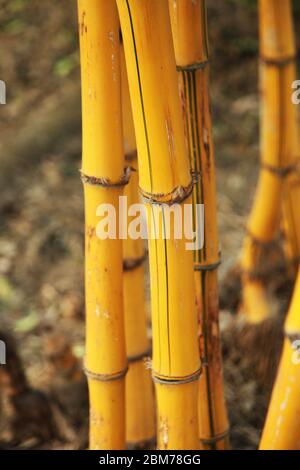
[169,0,229,450]
[117,0,200,450]
[78,0,127,449]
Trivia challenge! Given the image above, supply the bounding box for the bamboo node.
[176,60,210,72]
[261,161,300,179]
[123,252,148,271]
[140,179,194,206]
[200,429,230,446]
[286,332,300,343]
[260,54,296,68]
[245,228,281,249]
[152,367,202,386]
[80,166,131,188]
[83,363,128,382]
[194,260,221,272]
[125,150,138,162]
[128,348,152,364]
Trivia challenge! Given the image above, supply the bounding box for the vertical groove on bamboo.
[120,44,156,448]
[260,268,300,449]
[78,0,127,449]
[240,0,298,324]
[117,0,200,450]
[169,0,229,450]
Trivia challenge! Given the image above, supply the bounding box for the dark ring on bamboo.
[260,54,296,67]
[123,252,148,271]
[127,437,156,450]
[200,429,230,446]
[152,367,202,385]
[128,348,152,364]
[176,60,210,72]
[140,179,194,206]
[286,332,300,343]
[125,150,138,162]
[83,364,128,382]
[80,166,131,188]
[261,162,298,178]
[245,228,280,248]
[194,260,221,272]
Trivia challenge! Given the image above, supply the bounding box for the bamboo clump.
[78,0,127,449]
[74,0,300,452]
[120,44,156,448]
[169,0,229,450]
[117,0,201,450]
[240,0,300,324]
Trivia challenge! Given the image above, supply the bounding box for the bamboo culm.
[169,0,229,450]
[117,0,201,450]
[78,0,127,449]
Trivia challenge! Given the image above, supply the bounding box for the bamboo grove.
[77,0,300,450]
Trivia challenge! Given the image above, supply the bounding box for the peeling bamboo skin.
[241,0,297,323]
[117,0,200,449]
[169,0,228,449]
[78,0,126,449]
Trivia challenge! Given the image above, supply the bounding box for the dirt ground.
[0,0,299,450]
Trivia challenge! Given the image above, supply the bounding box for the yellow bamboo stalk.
[279,2,300,276]
[260,268,300,449]
[121,44,156,448]
[78,0,127,449]
[240,0,297,324]
[169,0,229,450]
[117,0,201,450]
